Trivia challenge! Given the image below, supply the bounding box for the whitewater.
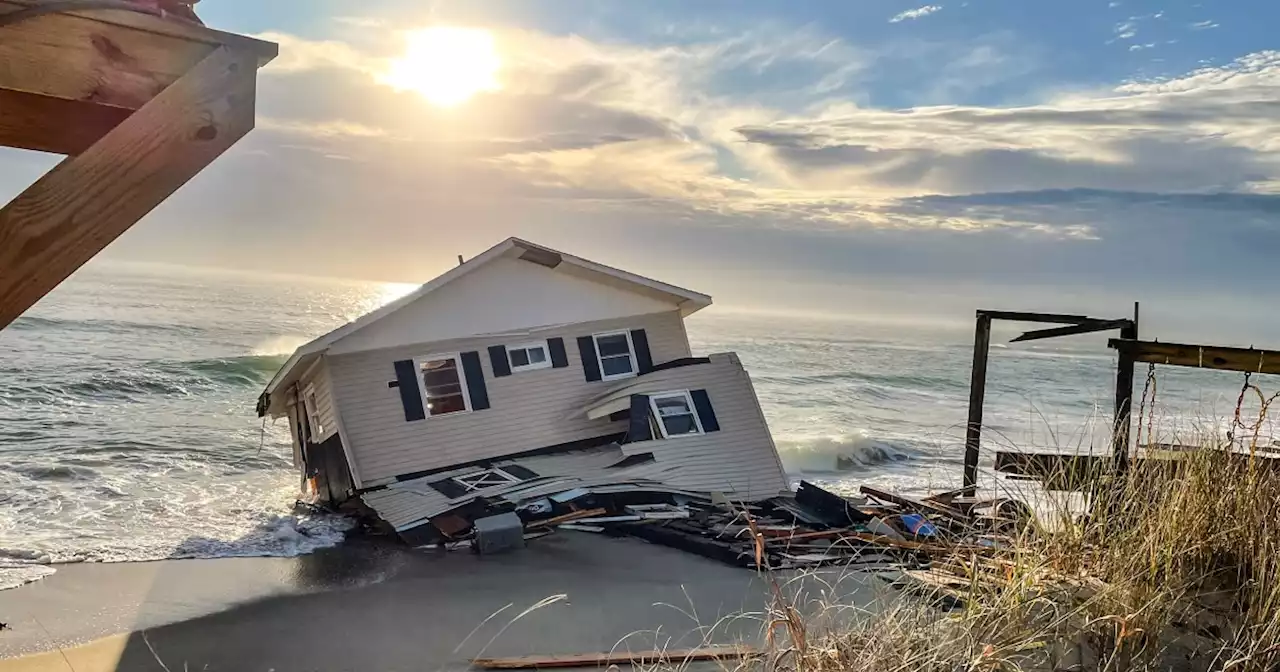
[0,262,1256,590]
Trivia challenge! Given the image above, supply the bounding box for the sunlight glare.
[382,27,500,107]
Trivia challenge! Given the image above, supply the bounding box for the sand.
[0,534,891,671]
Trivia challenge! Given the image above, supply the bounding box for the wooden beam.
[1108,340,1280,375]
[0,88,131,154]
[0,46,258,329]
[963,313,992,489]
[977,310,1092,324]
[1112,307,1139,473]
[472,646,757,669]
[1010,318,1133,343]
[1,0,278,64]
[0,1,275,116]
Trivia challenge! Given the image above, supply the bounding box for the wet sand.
[0,534,891,671]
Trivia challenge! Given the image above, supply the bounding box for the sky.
[2,0,1278,337]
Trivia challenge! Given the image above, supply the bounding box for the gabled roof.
[260,237,712,405]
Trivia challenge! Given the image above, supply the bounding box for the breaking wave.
[3,355,288,405]
[775,433,918,474]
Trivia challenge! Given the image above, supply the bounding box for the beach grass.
[733,426,1280,672]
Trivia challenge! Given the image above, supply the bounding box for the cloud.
[890,5,943,23]
[1191,20,1220,30]
[732,51,1280,201]
[210,22,1280,261]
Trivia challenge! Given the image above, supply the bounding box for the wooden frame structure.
[0,0,277,329]
[962,306,1139,488]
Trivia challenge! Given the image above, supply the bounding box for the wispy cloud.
[889,5,943,23]
[237,22,1280,243]
[1129,43,1156,51]
[1191,20,1220,30]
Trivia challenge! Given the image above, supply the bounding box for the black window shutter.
[577,336,601,381]
[630,329,653,374]
[547,338,569,368]
[460,351,490,410]
[393,359,426,421]
[625,394,653,443]
[488,345,512,377]
[690,389,720,432]
[500,464,539,480]
[428,478,470,499]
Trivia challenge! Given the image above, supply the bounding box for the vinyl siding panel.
[329,311,691,484]
[606,353,789,500]
[298,360,340,443]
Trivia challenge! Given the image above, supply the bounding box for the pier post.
[1112,302,1139,473]
[963,312,992,489]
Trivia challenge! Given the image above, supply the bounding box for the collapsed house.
[258,237,790,544]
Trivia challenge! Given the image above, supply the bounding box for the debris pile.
[415,478,1028,572]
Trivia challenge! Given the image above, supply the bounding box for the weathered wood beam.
[0,46,258,329]
[1010,318,1133,343]
[977,310,1092,324]
[1109,339,1280,375]
[0,88,132,154]
[963,312,992,489]
[0,0,277,62]
[0,1,217,109]
[473,646,757,669]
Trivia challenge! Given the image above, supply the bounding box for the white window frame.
[592,330,637,381]
[302,383,324,438]
[649,390,704,439]
[414,352,472,418]
[507,340,552,373]
[454,467,522,492]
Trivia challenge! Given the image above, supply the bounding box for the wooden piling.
[963,312,992,489]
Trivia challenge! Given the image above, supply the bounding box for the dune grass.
[740,429,1280,672]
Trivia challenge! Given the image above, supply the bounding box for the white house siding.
[606,353,789,501]
[294,359,340,443]
[328,311,692,485]
[328,256,683,355]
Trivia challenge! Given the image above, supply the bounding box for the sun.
[382,27,501,107]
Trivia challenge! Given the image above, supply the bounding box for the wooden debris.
[860,485,969,523]
[527,508,607,528]
[472,645,757,669]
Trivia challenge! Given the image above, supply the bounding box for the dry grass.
[742,428,1280,672]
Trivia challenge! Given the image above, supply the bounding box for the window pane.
[427,393,467,415]
[655,397,693,416]
[661,414,699,435]
[528,347,547,363]
[596,334,631,357]
[510,349,530,367]
[601,354,634,376]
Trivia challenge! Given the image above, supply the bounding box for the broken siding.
[612,353,789,500]
[361,446,676,531]
[329,311,692,484]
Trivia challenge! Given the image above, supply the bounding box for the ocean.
[0,263,1262,590]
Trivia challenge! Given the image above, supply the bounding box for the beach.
[0,533,887,671]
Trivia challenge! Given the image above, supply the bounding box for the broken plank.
[527,508,607,528]
[923,485,978,505]
[1108,339,1280,375]
[859,486,969,523]
[472,645,757,669]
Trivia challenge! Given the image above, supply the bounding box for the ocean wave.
[776,433,917,474]
[0,512,353,592]
[9,315,203,336]
[180,355,289,387]
[3,355,289,405]
[758,370,968,393]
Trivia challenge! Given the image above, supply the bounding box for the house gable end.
[329,256,684,355]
